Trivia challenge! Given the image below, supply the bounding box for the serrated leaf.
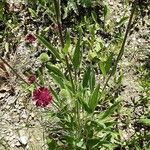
[88,84,100,113]
[46,62,64,79]
[101,101,120,120]
[63,30,71,54]
[72,36,82,69]
[36,34,61,61]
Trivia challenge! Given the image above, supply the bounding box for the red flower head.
[25,34,36,43]
[32,87,52,107]
[28,75,36,84]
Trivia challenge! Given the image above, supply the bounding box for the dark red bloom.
[25,34,36,43]
[32,87,52,107]
[28,75,36,84]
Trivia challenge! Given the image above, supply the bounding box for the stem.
[102,1,137,91]
[53,0,75,92]
[0,56,29,85]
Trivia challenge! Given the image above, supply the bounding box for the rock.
[18,136,28,145]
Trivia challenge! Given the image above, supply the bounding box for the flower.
[32,87,52,107]
[28,75,36,84]
[25,34,36,43]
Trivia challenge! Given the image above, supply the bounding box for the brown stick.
[0,56,29,85]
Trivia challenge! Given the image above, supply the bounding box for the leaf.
[82,66,91,88]
[138,118,150,126]
[100,62,106,76]
[101,101,120,120]
[91,11,97,23]
[104,5,108,18]
[47,139,56,150]
[28,8,37,18]
[76,139,86,149]
[89,69,95,92]
[72,36,82,69]
[63,30,71,54]
[36,35,61,61]
[50,86,59,102]
[87,138,100,148]
[78,98,91,113]
[46,62,64,79]
[88,84,100,113]
[87,139,110,149]
[117,16,129,26]
[49,73,65,89]
[105,53,113,74]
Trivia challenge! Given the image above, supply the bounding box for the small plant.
[1,0,149,149]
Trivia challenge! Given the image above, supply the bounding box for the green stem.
[53,0,75,93]
[102,0,137,91]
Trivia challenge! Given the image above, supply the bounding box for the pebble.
[18,136,28,145]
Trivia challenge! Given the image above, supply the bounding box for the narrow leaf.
[49,73,65,89]
[90,69,95,91]
[101,101,120,120]
[63,30,71,54]
[138,118,150,126]
[46,62,64,79]
[117,16,129,26]
[88,84,100,113]
[82,66,91,88]
[78,98,91,113]
[72,37,82,69]
[36,35,61,61]
[105,53,113,74]
[100,62,106,76]
[28,8,37,18]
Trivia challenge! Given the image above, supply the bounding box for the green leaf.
[91,11,97,23]
[105,53,113,74]
[82,66,91,88]
[104,5,108,18]
[46,62,64,79]
[47,139,56,150]
[78,98,91,113]
[28,8,37,18]
[36,35,61,61]
[88,84,100,113]
[50,86,59,102]
[72,36,82,69]
[63,30,71,54]
[87,138,100,148]
[89,69,95,91]
[76,139,86,149]
[138,118,150,126]
[49,73,65,89]
[100,62,107,76]
[101,101,120,120]
[117,16,128,26]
